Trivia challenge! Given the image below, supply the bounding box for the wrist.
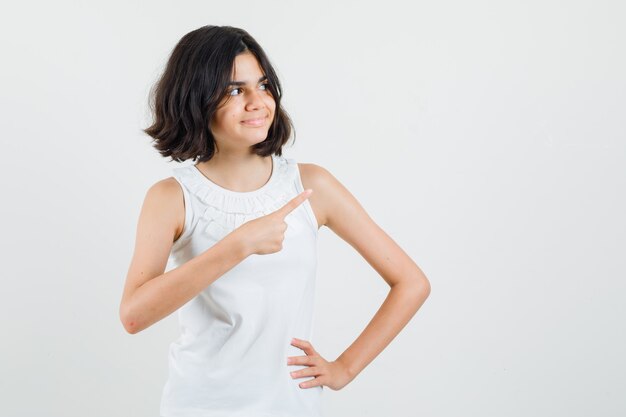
[335,356,357,380]
[229,228,252,259]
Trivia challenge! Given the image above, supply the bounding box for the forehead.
[231,52,265,80]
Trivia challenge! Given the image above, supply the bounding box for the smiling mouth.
[241,116,268,127]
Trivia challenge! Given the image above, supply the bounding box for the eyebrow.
[227,75,268,86]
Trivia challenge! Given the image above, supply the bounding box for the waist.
[162,331,323,417]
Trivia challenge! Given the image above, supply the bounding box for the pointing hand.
[236,189,313,256]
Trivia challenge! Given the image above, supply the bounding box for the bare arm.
[119,178,250,334]
[121,229,249,334]
[300,163,431,382]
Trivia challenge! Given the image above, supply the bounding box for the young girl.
[119,25,431,417]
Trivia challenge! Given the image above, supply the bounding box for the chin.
[245,134,270,145]
[244,129,270,139]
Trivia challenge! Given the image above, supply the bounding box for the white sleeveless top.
[160,154,323,417]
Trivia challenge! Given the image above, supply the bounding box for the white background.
[1,1,624,416]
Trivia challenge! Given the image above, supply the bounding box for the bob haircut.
[144,25,295,163]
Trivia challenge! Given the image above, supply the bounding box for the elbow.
[122,316,141,335]
[392,276,430,302]
[420,276,431,298]
[408,275,431,300]
[395,262,431,298]
[119,305,141,335]
[123,321,139,335]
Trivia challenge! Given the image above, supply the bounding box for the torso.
[162,156,324,416]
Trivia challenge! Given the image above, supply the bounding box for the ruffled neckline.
[172,154,297,241]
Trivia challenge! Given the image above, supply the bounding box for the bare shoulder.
[297,163,329,229]
[297,162,352,230]
[145,177,185,242]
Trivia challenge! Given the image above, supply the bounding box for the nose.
[244,88,265,111]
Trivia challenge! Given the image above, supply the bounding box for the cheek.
[211,110,234,129]
[266,99,277,114]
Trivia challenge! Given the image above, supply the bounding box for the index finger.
[274,189,313,218]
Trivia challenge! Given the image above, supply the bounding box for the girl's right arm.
[118,178,250,334]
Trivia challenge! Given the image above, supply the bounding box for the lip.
[241,116,268,127]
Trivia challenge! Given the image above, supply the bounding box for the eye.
[227,82,270,97]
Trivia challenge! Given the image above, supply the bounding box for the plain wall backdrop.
[1,1,624,416]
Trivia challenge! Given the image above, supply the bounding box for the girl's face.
[209,51,276,152]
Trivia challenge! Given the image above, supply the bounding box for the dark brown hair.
[143,25,295,162]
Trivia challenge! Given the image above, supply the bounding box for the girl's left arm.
[297,163,431,385]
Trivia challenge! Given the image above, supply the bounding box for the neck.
[196,151,274,193]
